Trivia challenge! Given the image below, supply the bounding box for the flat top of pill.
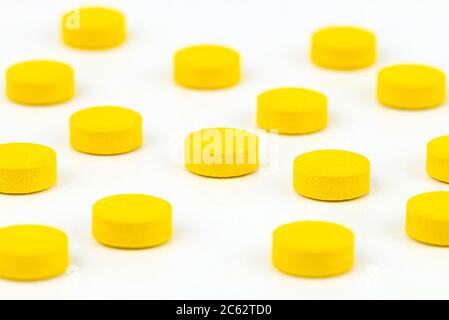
[379,64,445,89]
[71,106,141,132]
[295,149,369,176]
[93,194,171,224]
[0,225,67,256]
[258,88,327,113]
[0,143,56,169]
[274,221,353,252]
[66,7,124,31]
[428,135,449,157]
[175,45,239,70]
[7,60,73,86]
[408,192,449,222]
[313,26,375,49]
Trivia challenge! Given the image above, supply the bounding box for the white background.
[0,0,449,300]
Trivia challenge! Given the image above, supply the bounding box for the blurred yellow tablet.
[407,192,449,246]
[273,221,354,277]
[378,64,446,109]
[427,135,449,183]
[7,60,74,105]
[70,106,142,155]
[92,194,172,249]
[174,45,240,89]
[0,143,57,194]
[311,26,376,70]
[62,7,126,49]
[185,128,258,178]
[294,149,370,201]
[0,225,69,281]
[257,87,327,134]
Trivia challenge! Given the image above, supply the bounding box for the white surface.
[0,0,449,300]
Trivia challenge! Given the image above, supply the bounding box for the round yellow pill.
[174,45,240,89]
[0,225,69,281]
[293,149,370,201]
[257,87,327,134]
[185,128,259,178]
[0,143,57,194]
[378,64,446,109]
[70,106,143,155]
[62,7,126,49]
[273,221,354,277]
[406,192,449,246]
[6,60,75,105]
[311,26,376,70]
[92,194,172,249]
[427,135,449,183]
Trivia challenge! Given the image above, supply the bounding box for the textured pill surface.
[174,45,240,89]
[294,149,370,201]
[6,60,74,105]
[378,64,446,109]
[185,128,259,178]
[257,87,327,134]
[70,106,142,155]
[0,143,57,194]
[0,225,69,281]
[62,7,126,49]
[92,194,172,249]
[311,26,376,70]
[406,192,449,246]
[427,135,449,183]
[273,221,354,277]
